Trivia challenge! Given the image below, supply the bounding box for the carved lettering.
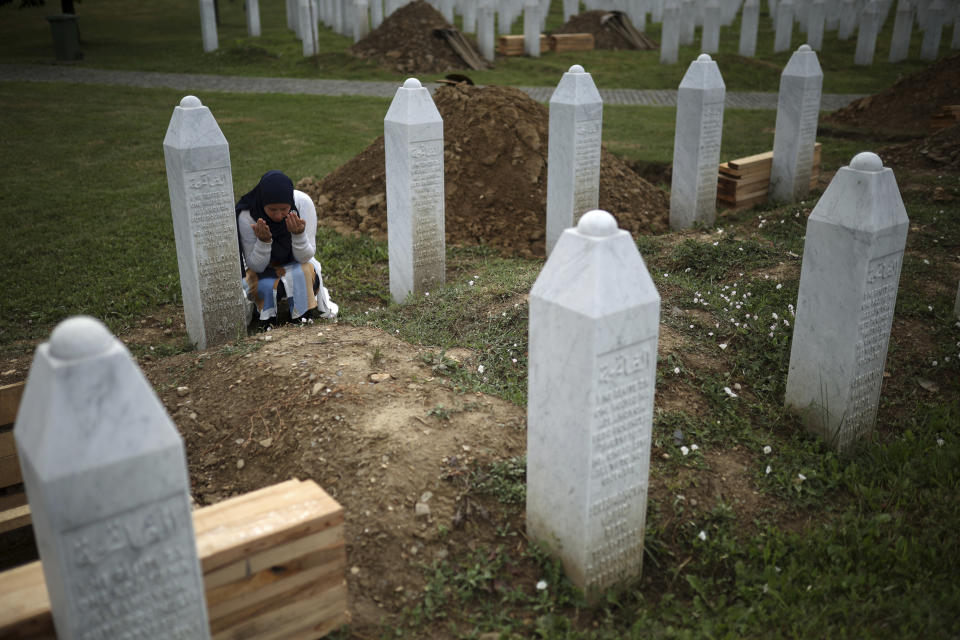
[573,119,601,217]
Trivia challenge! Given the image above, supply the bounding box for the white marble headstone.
[660,0,681,64]
[162,95,247,350]
[15,316,210,640]
[546,65,604,256]
[247,0,262,36]
[478,0,496,62]
[701,0,722,53]
[199,0,218,52]
[920,0,945,59]
[670,53,725,230]
[837,0,857,40]
[353,0,370,42]
[739,0,760,57]
[385,78,446,304]
[769,44,822,203]
[524,0,541,57]
[785,153,909,451]
[774,0,794,52]
[806,0,825,50]
[855,0,881,65]
[527,210,660,593]
[889,0,913,62]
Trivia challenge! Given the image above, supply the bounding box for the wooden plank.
[728,150,773,170]
[0,431,16,459]
[0,490,27,513]
[549,33,594,52]
[0,504,31,535]
[0,480,347,640]
[198,493,343,574]
[206,546,344,614]
[212,581,347,640]
[209,561,344,631]
[204,525,344,590]
[0,455,23,490]
[0,383,24,428]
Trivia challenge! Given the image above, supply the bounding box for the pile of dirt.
[823,54,960,135]
[552,10,655,50]
[350,0,479,73]
[297,84,669,258]
[879,123,960,172]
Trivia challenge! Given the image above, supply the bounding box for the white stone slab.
[563,0,579,20]
[524,0,541,57]
[385,78,446,304]
[199,0,218,52]
[247,0,262,36]
[301,0,320,54]
[774,0,794,52]
[785,153,909,451]
[353,0,370,42]
[287,0,297,29]
[680,0,696,44]
[527,210,660,594]
[463,0,477,32]
[806,0,825,50]
[163,95,247,350]
[701,0,721,52]
[837,0,857,40]
[670,54,725,230]
[770,44,822,203]
[660,0,681,63]
[855,0,881,65]
[371,0,384,29]
[889,0,914,62]
[920,0,945,59]
[546,65,604,256]
[739,0,760,57]
[478,0,496,61]
[15,316,210,640]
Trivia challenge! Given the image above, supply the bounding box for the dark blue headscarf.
[236,171,299,270]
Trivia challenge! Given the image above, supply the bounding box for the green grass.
[0,0,951,92]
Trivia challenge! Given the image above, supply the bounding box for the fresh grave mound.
[823,54,960,135]
[350,0,483,73]
[297,84,669,258]
[878,123,960,172]
[552,10,656,50]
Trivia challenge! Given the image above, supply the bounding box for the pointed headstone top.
[850,151,883,172]
[551,65,602,105]
[679,54,726,90]
[783,44,823,77]
[48,316,114,360]
[697,53,712,62]
[402,77,422,89]
[179,95,203,108]
[576,209,618,237]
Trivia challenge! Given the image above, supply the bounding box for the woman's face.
[264,203,291,222]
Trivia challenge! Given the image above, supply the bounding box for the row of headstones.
[198,0,959,64]
[526,141,911,592]
[158,39,819,349]
[660,0,960,64]
[671,44,822,228]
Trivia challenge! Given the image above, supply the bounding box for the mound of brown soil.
[350,0,477,73]
[297,84,669,258]
[553,10,655,50]
[878,123,960,171]
[823,54,960,135]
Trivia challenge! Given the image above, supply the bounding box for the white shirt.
[236,189,317,274]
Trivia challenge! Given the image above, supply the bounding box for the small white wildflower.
[719,343,728,350]
[776,283,783,289]
[937,438,945,447]
[763,445,772,455]
[501,311,506,317]
[424,291,429,296]
[477,365,485,374]
[723,386,738,398]
[765,465,772,475]
[395,329,400,334]
[923,259,930,265]
[468,280,474,286]
[691,444,699,451]
[763,584,769,594]
[685,267,691,272]
[681,446,690,456]
[536,580,548,591]
[713,241,719,246]
[698,530,707,541]
[768,332,774,338]
[932,360,938,366]
[674,367,681,374]
[798,473,807,481]
[772,313,779,320]
[511,358,517,363]
[663,273,669,277]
